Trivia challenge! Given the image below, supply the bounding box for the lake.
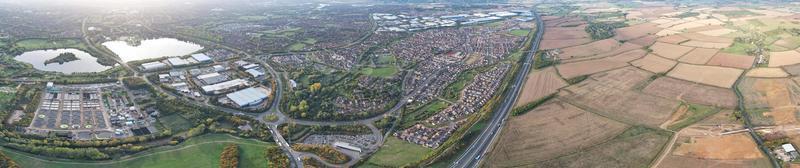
[14,49,113,74]
[102,38,204,62]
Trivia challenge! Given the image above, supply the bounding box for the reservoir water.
[14,48,113,74]
[102,38,204,62]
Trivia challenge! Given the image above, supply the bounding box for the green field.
[721,42,757,55]
[716,10,761,18]
[238,15,269,21]
[363,137,431,167]
[360,66,399,78]
[376,55,397,65]
[158,114,194,132]
[302,38,317,44]
[261,28,302,38]
[0,134,275,168]
[401,100,450,128]
[442,69,480,100]
[13,39,89,51]
[509,29,531,37]
[289,43,306,51]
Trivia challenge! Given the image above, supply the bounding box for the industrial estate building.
[225,87,272,107]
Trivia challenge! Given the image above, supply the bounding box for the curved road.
[449,8,543,168]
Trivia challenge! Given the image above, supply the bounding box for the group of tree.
[265,146,290,167]
[219,144,239,168]
[43,52,78,65]
[0,151,19,168]
[585,21,627,40]
[292,144,350,164]
[3,143,109,160]
[279,124,372,137]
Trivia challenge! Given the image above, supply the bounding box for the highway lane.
[450,8,543,168]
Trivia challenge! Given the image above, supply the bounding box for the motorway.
[449,8,543,168]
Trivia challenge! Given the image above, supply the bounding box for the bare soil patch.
[697,28,737,36]
[769,50,800,67]
[558,39,621,60]
[659,156,771,168]
[559,77,680,127]
[679,48,719,64]
[486,100,629,167]
[561,42,643,63]
[543,28,590,40]
[614,23,662,41]
[534,127,671,168]
[643,77,738,108]
[672,133,764,160]
[679,33,735,43]
[782,64,800,76]
[556,50,647,79]
[681,40,732,49]
[541,38,593,50]
[628,35,658,46]
[657,35,690,44]
[738,78,800,126]
[590,66,654,90]
[746,68,790,78]
[631,54,678,73]
[668,63,744,88]
[650,42,695,59]
[514,67,568,107]
[707,52,755,69]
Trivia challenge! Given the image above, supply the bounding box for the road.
[449,8,543,168]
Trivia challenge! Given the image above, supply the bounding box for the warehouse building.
[245,69,264,78]
[140,62,168,71]
[191,53,212,63]
[201,79,249,94]
[197,72,228,85]
[167,57,191,66]
[225,87,272,107]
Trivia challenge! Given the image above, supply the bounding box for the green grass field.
[360,66,399,78]
[363,137,431,167]
[13,39,89,51]
[509,29,531,37]
[401,100,451,128]
[302,38,317,44]
[261,28,302,38]
[289,43,306,51]
[238,15,269,21]
[721,42,757,55]
[158,114,194,132]
[716,10,761,18]
[0,134,275,168]
[376,55,397,65]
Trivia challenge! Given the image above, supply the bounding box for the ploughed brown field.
[738,77,800,125]
[514,67,567,107]
[556,50,645,79]
[667,63,743,88]
[643,77,738,108]
[706,52,754,69]
[559,67,679,127]
[486,100,629,167]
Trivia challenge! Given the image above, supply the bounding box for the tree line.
[219,144,239,168]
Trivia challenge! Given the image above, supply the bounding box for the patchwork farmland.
[491,2,800,168]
